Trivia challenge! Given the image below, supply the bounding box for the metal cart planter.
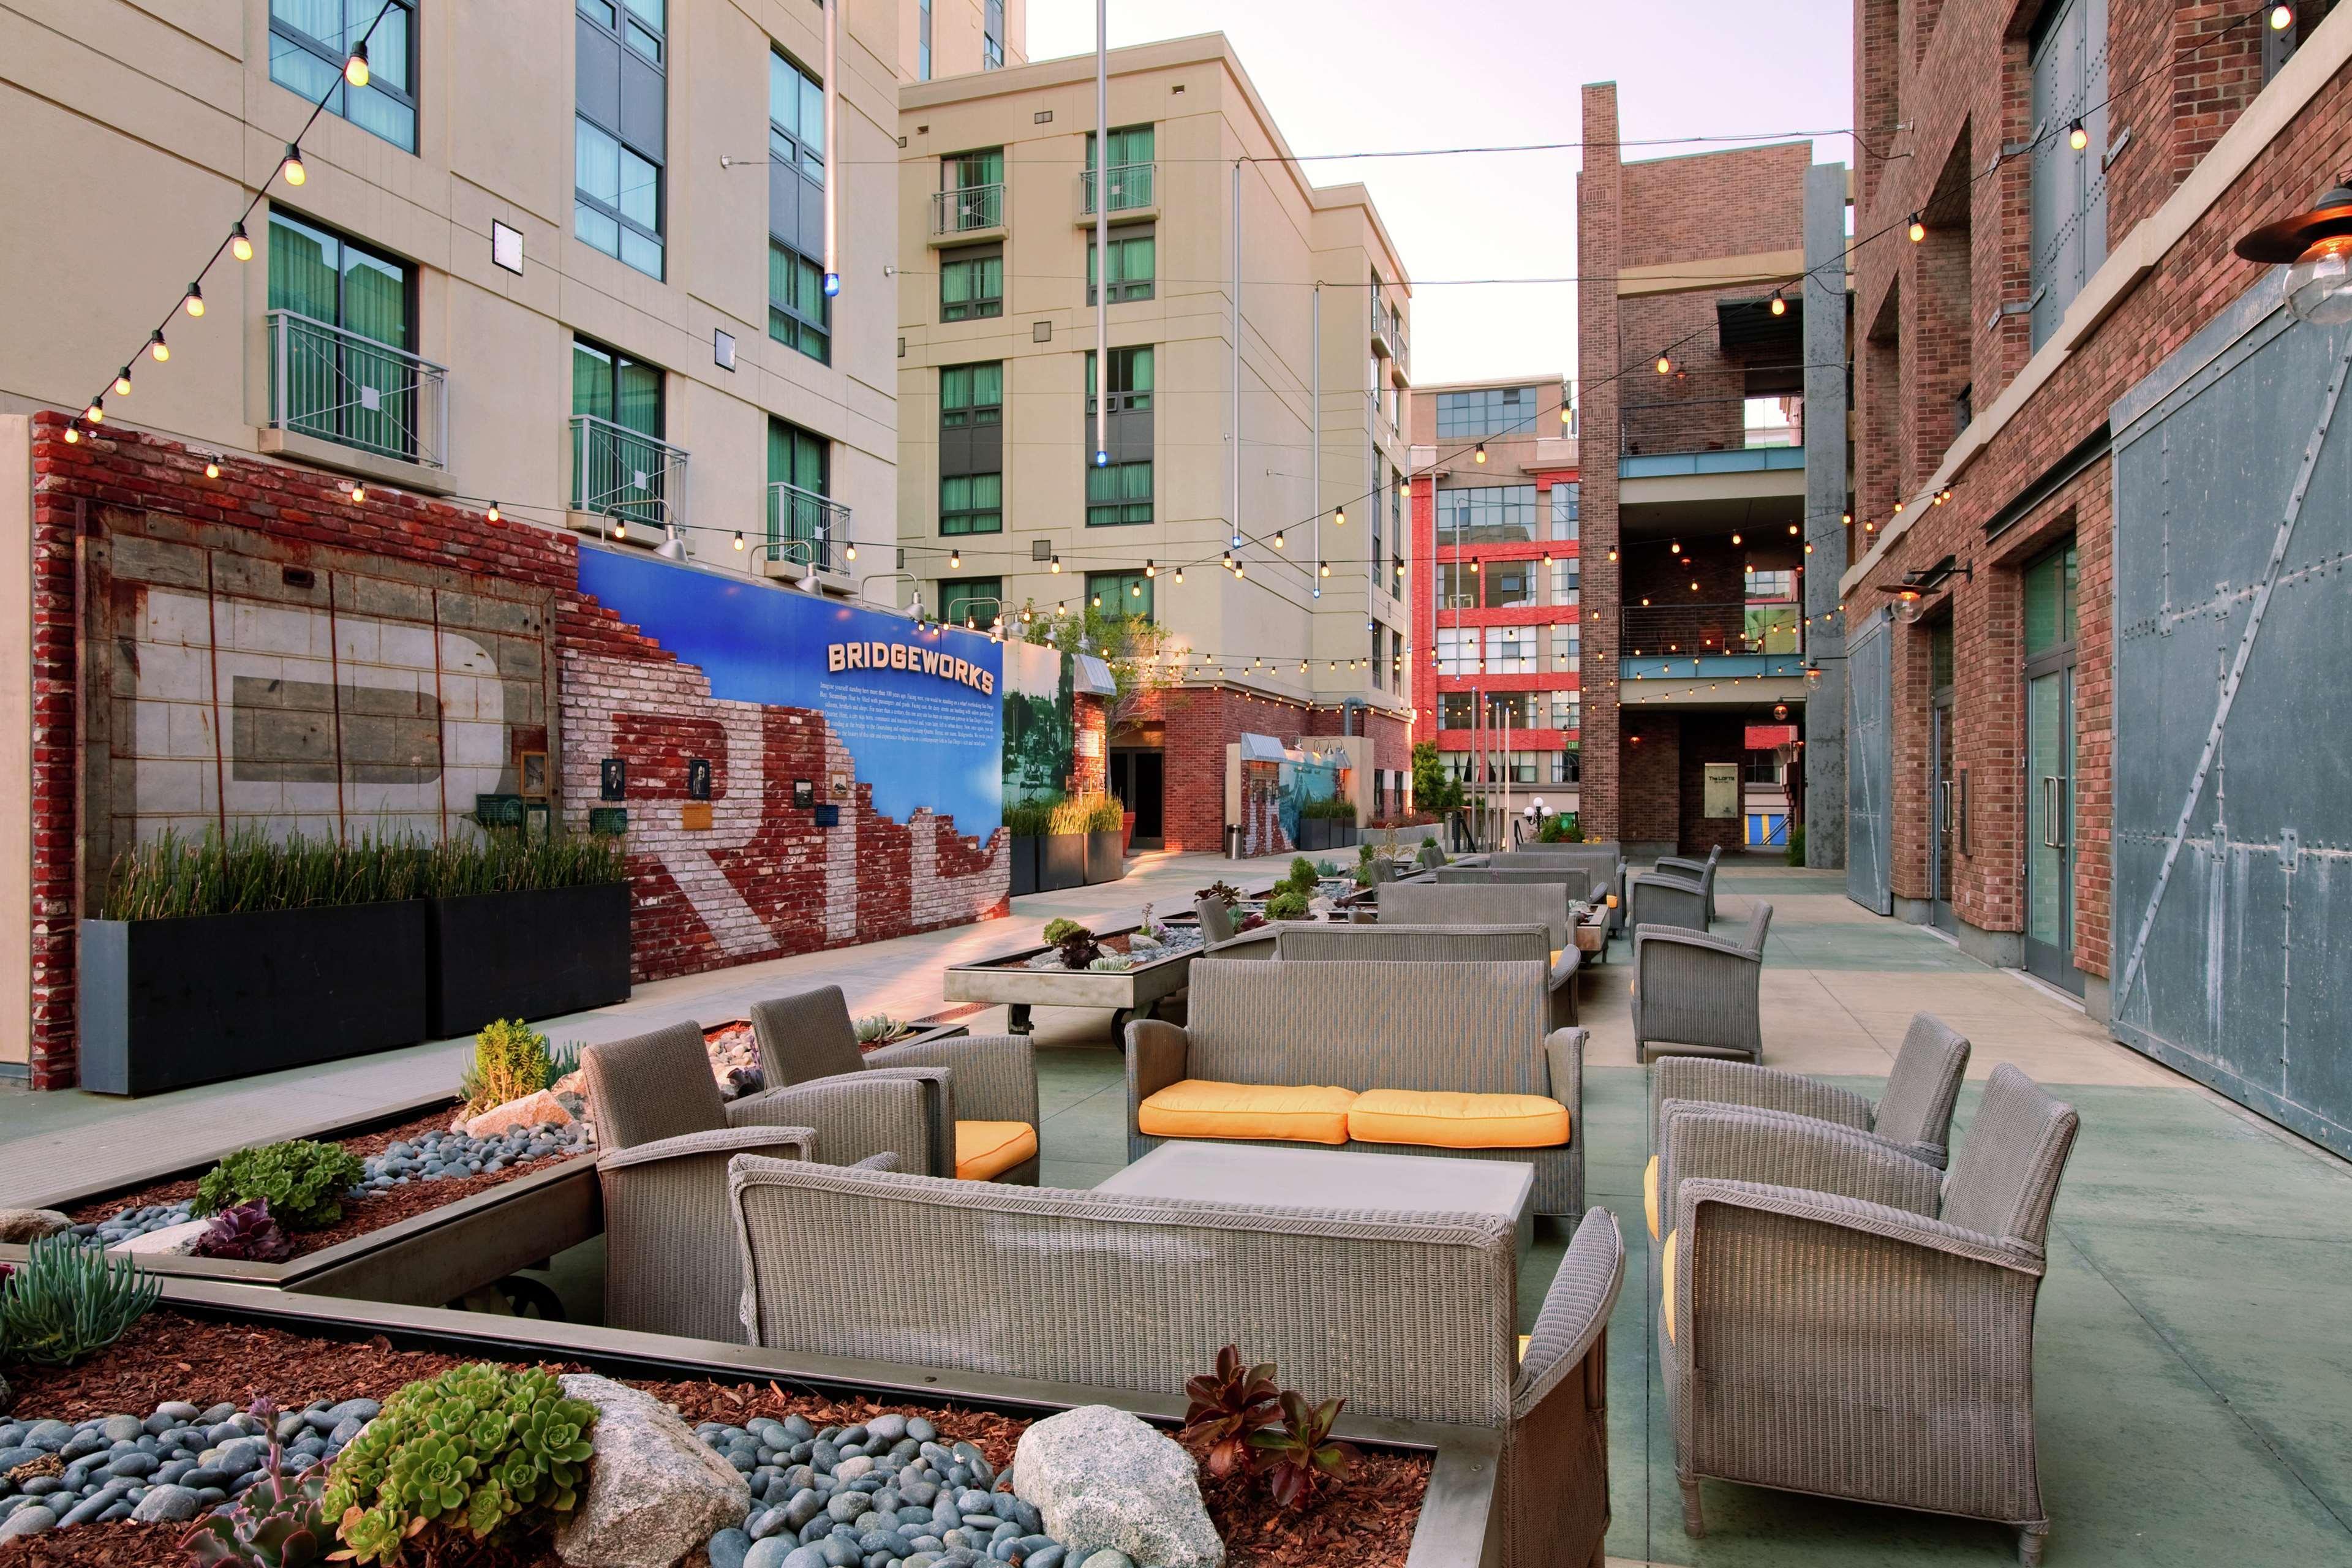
[942,924,1199,1038]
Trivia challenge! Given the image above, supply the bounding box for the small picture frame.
[793,778,815,810]
[522,801,552,844]
[829,772,849,798]
[519,750,549,797]
[600,758,627,802]
[687,757,713,801]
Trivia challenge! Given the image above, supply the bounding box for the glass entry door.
[1930,701,1957,932]
[2022,543,2082,990]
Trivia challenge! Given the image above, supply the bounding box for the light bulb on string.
[2068,119,2088,152]
[114,368,133,396]
[62,423,80,445]
[2271,2,2293,28]
[344,43,370,88]
[1607,547,1618,562]
[204,457,221,479]
[1333,506,1344,526]
[230,224,253,262]
[348,483,367,504]
[1318,560,1330,578]
[844,542,856,561]
[1274,530,1286,549]
[1234,562,1246,580]
[1144,560,1156,578]
[1730,531,1742,546]
[1655,351,1672,374]
[949,548,961,568]
[282,145,306,186]
[611,517,627,540]
[1221,550,1233,569]
[486,501,502,522]
[1769,292,1786,316]
[1474,443,1487,464]
[1907,214,1925,243]
[84,399,104,424]
[1050,554,1062,573]
[731,530,744,551]
[184,284,204,318]
[149,331,169,363]
[1173,567,1184,584]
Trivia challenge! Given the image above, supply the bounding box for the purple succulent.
[191,1199,295,1263]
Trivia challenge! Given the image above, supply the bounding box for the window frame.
[940,248,1005,322]
[941,362,1005,428]
[1436,483,1539,545]
[575,113,665,279]
[1085,459,1154,527]
[769,239,833,363]
[940,472,1004,536]
[1086,228,1157,304]
[1087,569,1156,620]
[270,0,418,153]
[943,575,1003,628]
[1435,385,1542,441]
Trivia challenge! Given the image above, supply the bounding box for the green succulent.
[194,1140,365,1231]
[0,1235,160,1366]
[332,1504,408,1566]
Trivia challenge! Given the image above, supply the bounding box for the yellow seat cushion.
[954,1120,1038,1181]
[1346,1090,1570,1150]
[1644,1155,1660,1241]
[1137,1080,1359,1145]
[1550,948,1564,968]
[1662,1227,1679,1343]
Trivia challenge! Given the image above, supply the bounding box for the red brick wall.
[1675,714,1755,858]
[1619,143,1811,267]
[1071,693,1107,796]
[1575,83,1627,844]
[1619,714,1679,846]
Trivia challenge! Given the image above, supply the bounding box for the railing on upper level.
[268,310,448,470]
[1619,394,1803,458]
[767,481,850,573]
[570,414,690,529]
[1369,297,1394,356]
[931,182,1006,236]
[1620,601,1804,660]
[1079,162,1155,216]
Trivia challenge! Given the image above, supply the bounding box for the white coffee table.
[1095,1142,1536,1257]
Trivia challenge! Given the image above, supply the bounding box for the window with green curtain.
[270,0,416,153]
[940,252,1003,321]
[768,50,824,183]
[769,241,832,362]
[941,473,1003,535]
[1087,232,1155,303]
[1086,570,1154,620]
[941,363,1003,426]
[571,336,666,518]
[266,212,414,458]
[1085,345,1152,412]
[1085,126,1155,210]
[1085,461,1152,527]
[767,418,830,561]
[943,575,1002,627]
[949,148,1003,189]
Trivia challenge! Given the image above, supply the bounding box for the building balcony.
[567,414,690,538]
[1621,600,1803,663]
[262,310,450,489]
[764,480,851,578]
[1077,162,1156,222]
[930,183,1006,244]
[1618,394,1803,480]
[1370,298,1395,360]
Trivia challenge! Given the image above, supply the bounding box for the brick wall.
[1675,713,1755,858]
[1619,714,1679,846]
[1575,83,1627,844]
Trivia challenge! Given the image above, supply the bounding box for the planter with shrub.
[1082,794,1126,884]
[424,835,631,1038]
[1002,801,1052,897]
[1041,796,1091,892]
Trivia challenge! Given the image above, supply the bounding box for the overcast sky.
[1027,0,1854,388]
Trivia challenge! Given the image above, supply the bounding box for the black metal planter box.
[1041,832,1087,891]
[1084,829,1125,884]
[79,901,429,1096]
[1298,817,1330,853]
[1008,834,1041,897]
[428,883,633,1038]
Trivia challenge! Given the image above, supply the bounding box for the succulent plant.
[190,1199,295,1264]
[1248,1390,1360,1509]
[1183,1345,1281,1479]
[0,1235,159,1366]
[1193,881,1243,908]
[1054,926,1104,969]
[194,1140,366,1231]
[1287,857,1317,890]
[459,1020,554,1117]
[1040,917,1085,946]
[181,1401,332,1566]
[853,1014,918,1046]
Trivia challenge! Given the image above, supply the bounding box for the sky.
[1026,0,1855,388]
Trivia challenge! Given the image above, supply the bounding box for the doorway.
[1928,620,1956,933]
[2021,542,2081,991]
[1109,748,1163,849]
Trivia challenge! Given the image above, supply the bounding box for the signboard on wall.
[1703,763,1740,818]
[577,548,1005,835]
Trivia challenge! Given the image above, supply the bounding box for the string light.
[183,284,204,318]
[1907,213,1925,242]
[2068,119,2088,152]
[148,331,168,363]
[2271,2,2293,28]
[1474,443,1487,464]
[1090,592,1102,607]
[1333,505,1344,526]
[282,144,307,186]
[113,368,133,396]
[1788,522,1801,534]
[731,529,744,550]
[1318,560,1330,577]
[1144,559,1156,577]
[344,43,371,88]
[1655,352,1672,374]
[204,457,221,479]
[348,482,368,503]
[230,224,253,262]
[1769,291,1786,316]
[949,548,961,568]
[611,516,627,540]
[83,398,104,424]
[1607,548,1618,562]
[1173,567,1184,584]
[845,542,857,561]
[62,423,80,445]
[1273,530,1286,549]
[1234,562,1246,579]
[1221,549,1234,569]
[486,500,502,522]
[1050,554,1062,573]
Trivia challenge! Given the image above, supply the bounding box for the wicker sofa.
[1381,878,1575,951]
[748,986,1042,1185]
[729,1155,1626,1568]
[1192,895,1278,957]
[1491,845,1626,937]
[1272,921,1580,1027]
[1436,864,1596,903]
[1631,903,1773,1063]
[1655,1063,2079,1564]
[1125,956,1585,1215]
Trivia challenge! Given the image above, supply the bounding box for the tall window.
[1085,126,1156,211]
[1552,557,1581,606]
[767,418,830,561]
[2028,0,2108,348]
[1088,570,1155,619]
[941,247,1003,321]
[943,148,1005,228]
[916,0,932,80]
[571,336,665,519]
[1087,464,1152,527]
[573,338,662,434]
[1391,472,1404,578]
[1553,622,1581,673]
[1437,484,1538,545]
[1085,347,1154,414]
[1435,385,1540,440]
[1550,481,1579,540]
[1550,690,1581,734]
[1484,626,1537,674]
[1087,229,1156,304]
[1085,349,1153,525]
[267,213,415,457]
[270,0,415,151]
[1371,459,1385,571]
[769,50,828,356]
[941,363,1004,427]
[1480,558,1534,608]
[1436,627,1479,676]
[576,0,666,279]
[1370,620,1384,690]
[943,575,1001,628]
[982,0,1005,67]
[1436,562,1479,605]
[940,473,1002,535]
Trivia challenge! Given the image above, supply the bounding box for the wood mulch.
[0,1319,1428,1568]
[62,1108,591,1262]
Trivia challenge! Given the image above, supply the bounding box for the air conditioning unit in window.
[1447,594,1476,608]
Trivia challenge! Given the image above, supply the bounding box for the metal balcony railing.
[570,414,689,529]
[1079,162,1155,215]
[767,480,849,572]
[1620,601,1804,659]
[1369,298,1393,354]
[1619,395,1803,458]
[931,183,1005,236]
[267,310,447,469]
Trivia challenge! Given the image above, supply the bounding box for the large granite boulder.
[1011,1405,1223,1568]
[552,1374,749,1568]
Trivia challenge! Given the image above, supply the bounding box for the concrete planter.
[1084,829,1125,884]
[78,901,429,1096]
[1008,834,1041,897]
[426,883,631,1039]
[1041,832,1087,892]
[1298,816,1330,853]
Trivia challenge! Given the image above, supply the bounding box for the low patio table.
[1094,1142,1535,1257]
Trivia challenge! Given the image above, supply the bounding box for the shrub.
[0,1235,160,1366]
[190,1199,295,1264]
[417,834,626,900]
[1183,1346,1280,1479]
[459,1020,553,1118]
[1537,812,1583,843]
[97,827,622,922]
[1302,798,1357,821]
[1313,859,1341,878]
[195,1140,366,1231]
[181,1398,331,1566]
[1054,925,1104,969]
[1041,917,1085,946]
[1286,858,1317,891]
[1088,795,1126,832]
[1194,881,1243,908]
[854,1014,918,1046]
[1249,1390,1360,1509]
[1264,887,1311,922]
[1046,796,1097,835]
[1003,799,1057,837]
[1785,823,1806,866]
[321,1364,596,1564]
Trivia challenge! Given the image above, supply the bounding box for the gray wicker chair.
[1381,879,1575,951]
[582,1020,935,1341]
[1274,921,1580,1027]
[1127,956,1584,1215]
[1436,864,1596,903]
[1193,895,1276,957]
[748,986,1041,1185]
[1631,902,1773,1064]
[1493,846,1626,939]
[1657,1063,2079,1564]
[1417,840,1446,869]
[1627,867,1709,932]
[1652,845,1722,922]
[729,1155,1624,1568]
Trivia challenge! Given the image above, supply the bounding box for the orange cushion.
[1346,1090,1570,1149]
[1137,1080,1358,1145]
[954,1120,1037,1181]
[1662,1227,1679,1343]
[1644,1155,1660,1241]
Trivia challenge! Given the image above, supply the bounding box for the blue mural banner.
[578,548,1005,836]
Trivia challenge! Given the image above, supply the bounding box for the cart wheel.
[1109,1008,1133,1043]
[496,1275,567,1321]
[1006,1003,1034,1035]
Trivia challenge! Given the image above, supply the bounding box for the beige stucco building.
[897,0,1024,83]
[894,33,1416,842]
[0,0,978,587]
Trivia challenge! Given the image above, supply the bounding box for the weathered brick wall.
[1576,83,1627,844]
[1619,143,1810,266]
[1675,713,1755,858]
[1071,693,1107,796]
[1618,713,1680,846]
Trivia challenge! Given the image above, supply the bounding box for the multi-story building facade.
[1574,93,1836,859]
[898,0,1024,84]
[0,0,943,587]
[1406,379,1583,810]
[1844,0,2352,1158]
[895,34,1415,850]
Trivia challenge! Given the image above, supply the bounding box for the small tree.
[1411,740,1462,813]
[1016,598,1177,731]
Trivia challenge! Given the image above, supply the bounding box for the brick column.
[1576,83,1624,843]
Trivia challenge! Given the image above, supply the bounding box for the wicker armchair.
[1630,902,1772,1064]
[1627,867,1709,932]
[1493,846,1625,938]
[1273,921,1580,1027]
[582,1019,934,1341]
[1657,1064,2079,1564]
[1651,845,1722,922]
[749,986,1041,1184]
[729,1155,1624,1568]
[1193,896,1276,957]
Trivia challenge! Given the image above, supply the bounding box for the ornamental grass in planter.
[1002,802,1053,897]
[1040,796,1091,892]
[421,835,630,1039]
[1080,794,1126,884]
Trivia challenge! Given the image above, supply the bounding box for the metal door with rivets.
[1846,609,1893,916]
[2108,276,2352,1158]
